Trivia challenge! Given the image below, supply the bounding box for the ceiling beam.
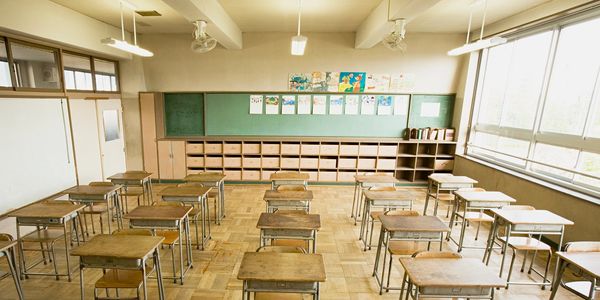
[355,0,442,49]
[161,0,242,49]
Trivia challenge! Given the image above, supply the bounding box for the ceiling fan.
[191,20,217,53]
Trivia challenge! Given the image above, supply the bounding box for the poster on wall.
[361,95,376,115]
[393,95,410,115]
[338,72,366,93]
[366,74,391,92]
[377,95,393,115]
[326,72,340,92]
[297,95,311,114]
[282,95,296,114]
[288,73,312,91]
[345,95,359,115]
[311,72,327,92]
[312,95,327,115]
[329,95,344,115]
[265,95,280,114]
[249,95,263,114]
[390,73,416,92]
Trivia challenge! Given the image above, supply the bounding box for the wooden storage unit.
[242,170,260,181]
[281,157,300,169]
[262,157,280,168]
[318,171,337,181]
[261,170,276,180]
[158,140,187,180]
[224,156,242,168]
[337,171,356,182]
[376,158,396,170]
[319,158,337,169]
[338,158,357,169]
[242,157,261,168]
[300,158,319,169]
[320,144,339,156]
[434,159,454,171]
[340,144,359,156]
[187,156,204,168]
[357,158,376,169]
[306,172,318,182]
[205,156,223,168]
[359,144,378,156]
[205,142,223,154]
[223,143,242,154]
[300,143,320,155]
[281,143,300,155]
[242,143,261,154]
[186,142,204,154]
[223,170,242,181]
[378,144,398,157]
[261,143,280,155]
[140,92,160,179]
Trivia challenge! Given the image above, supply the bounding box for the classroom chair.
[153,201,185,284]
[254,245,306,300]
[93,229,154,300]
[558,242,600,299]
[425,173,456,218]
[78,182,114,236]
[400,251,463,300]
[355,172,395,225]
[453,187,490,241]
[362,185,409,250]
[178,183,219,225]
[0,233,24,300]
[270,210,310,252]
[176,183,212,248]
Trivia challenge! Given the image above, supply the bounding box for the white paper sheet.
[312,95,327,115]
[281,95,296,114]
[329,95,343,115]
[265,95,279,114]
[393,95,410,115]
[345,95,359,115]
[297,95,311,114]
[249,95,263,114]
[420,102,440,117]
[361,95,376,115]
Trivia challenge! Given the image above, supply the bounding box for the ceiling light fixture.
[101,0,154,57]
[291,0,307,56]
[447,0,506,56]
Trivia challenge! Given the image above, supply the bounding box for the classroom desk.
[237,252,326,300]
[550,251,600,300]
[448,191,516,252]
[159,186,211,250]
[483,209,574,285]
[269,172,310,190]
[351,175,399,225]
[0,240,24,299]
[64,185,123,232]
[257,212,321,253]
[424,174,477,216]
[124,205,193,284]
[8,202,85,281]
[373,215,450,294]
[359,190,414,251]
[107,172,153,205]
[70,234,165,300]
[263,190,314,213]
[184,172,227,224]
[400,258,505,300]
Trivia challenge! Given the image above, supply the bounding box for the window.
[469,15,600,197]
[94,58,118,92]
[63,53,93,91]
[9,41,61,90]
[0,39,12,87]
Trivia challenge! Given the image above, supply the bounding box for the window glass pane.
[0,40,11,87]
[540,18,600,134]
[500,32,552,129]
[64,70,75,89]
[63,53,93,91]
[471,132,528,165]
[94,58,118,92]
[532,143,578,178]
[477,43,512,125]
[588,93,600,138]
[575,151,600,188]
[10,42,60,89]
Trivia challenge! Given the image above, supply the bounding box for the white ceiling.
[50,0,552,34]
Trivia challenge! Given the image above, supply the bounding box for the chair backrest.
[276,185,307,191]
[384,210,420,217]
[457,187,486,192]
[89,181,114,186]
[154,201,182,207]
[112,229,153,236]
[502,205,535,211]
[564,241,600,253]
[412,251,462,259]
[369,186,396,192]
[274,209,308,215]
[0,233,13,241]
[256,246,306,253]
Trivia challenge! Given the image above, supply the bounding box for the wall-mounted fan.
[382,19,407,52]
[191,20,217,53]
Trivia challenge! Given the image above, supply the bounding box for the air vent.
[135,10,161,17]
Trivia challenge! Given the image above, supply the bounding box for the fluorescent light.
[291,35,307,56]
[102,37,154,57]
[447,36,507,56]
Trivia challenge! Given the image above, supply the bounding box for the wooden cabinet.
[140,93,159,179]
[158,140,186,180]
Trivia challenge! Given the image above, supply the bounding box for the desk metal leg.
[372,227,386,277]
[220,181,225,221]
[351,182,358,218]
[154,249,165,300]
[5,249,24,300]
[313,231,317,253]
[484,216,499,264]
[63,222,72,282]
[79,259,84,300]
[423,181,433,216]
[498,225,511,278]
[178,224,184,285]
[549,257,566,300]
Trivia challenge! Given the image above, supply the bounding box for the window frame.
[6,37,64,92]
[62,51,95,92]
[92,57,121,93]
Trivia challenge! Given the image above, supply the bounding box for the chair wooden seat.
[499,237,551,251]
[387,241,418,256]
[208,190,219,198]
[254,292,304,300]
[156,231,180,245]
[370,211,384,220]
[82,204,108,214]
[257,246,305,253]
[272,239,307,249]
[275,210,308,215]
[436,194,455,201]
[464,211,494,222]
[95,270,144,289]
[22,229,65,242]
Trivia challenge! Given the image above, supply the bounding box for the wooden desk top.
[400,258,505,288]
[64,185,120,196]
[363,190,414,201]
[490,209,574,225]
[159,186,211,198]
[257,213,321,230]
[270,172,310,181]
[108,172,151,181]
[184,172,226,182]
[454,191,516,203]
[0,240,17,252]
[237,252,326,282]
[71,235,164,259]
[124,206,192,221]
[429,175,478,185]
[8,202,86,219]
[354,175,399,184]
[379,215,450,233]
[263,190,313,201]
[556,252,600,278]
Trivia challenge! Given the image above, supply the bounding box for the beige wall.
[454,156,600,243]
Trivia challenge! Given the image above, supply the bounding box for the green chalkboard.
[204,93,411,137]
[164,93,204,136]
[408,95,454,128]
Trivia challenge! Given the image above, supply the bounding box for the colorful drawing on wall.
[338,72,366,93]
[282,95,296,114]
[366,74,391,92]
[393,95,409,115]
[311,72,327,91]
[326,72,340,92]
[390,73,416,92]
[288,73,312,91]
[377,95,393,115]
[297,95,311,114]
[312,95,327,115]
[265,95,280,114]
[249,95,263,114]
[361,95,376,115]
[345,95,359,115]
[329,95,344,115]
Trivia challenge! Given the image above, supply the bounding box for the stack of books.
[406,127,455,141]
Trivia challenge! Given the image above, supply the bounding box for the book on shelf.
[405,127,455,141]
